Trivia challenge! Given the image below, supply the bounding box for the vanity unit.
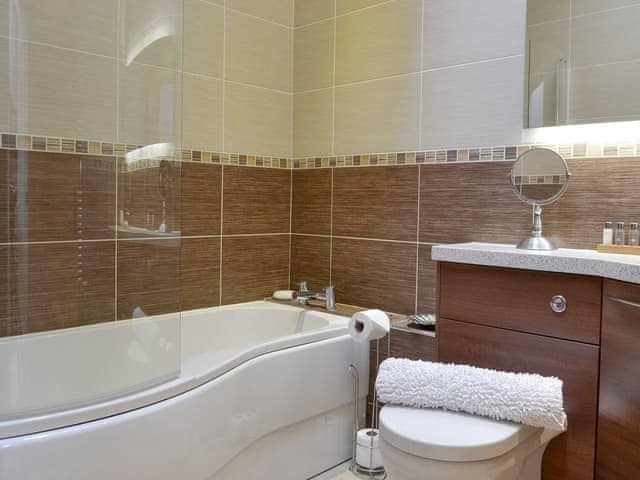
[433,243,640,480]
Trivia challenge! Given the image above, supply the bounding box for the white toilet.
[379,405,562,480]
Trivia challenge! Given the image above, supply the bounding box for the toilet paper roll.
[349,310,390,343]
[355,429,383,469]
[272,290,297,301]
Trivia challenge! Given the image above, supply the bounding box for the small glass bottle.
[630,223,639,246]
[602,222,613,245]
[615,222,626,246]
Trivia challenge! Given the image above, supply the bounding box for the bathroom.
[0,0,639,478]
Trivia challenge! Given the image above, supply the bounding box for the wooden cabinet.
[439,262,602,344]
[596,280,640,479]
[437,262,602,480]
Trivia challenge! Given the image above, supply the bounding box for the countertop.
[432,242,640,285]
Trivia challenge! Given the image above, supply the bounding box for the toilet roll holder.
[348,336,389,479]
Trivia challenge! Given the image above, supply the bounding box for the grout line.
[222,232,291,238]
[414,165,421,314]
[329,168,334,284]
[528,3,640,27]
[224,78,293,96]
[288,169,293,287]
[418,0,425,151]
[114,0,121,321]
[219,165,224,305]
[222,0,227,152]
[422,54,525,74]
[226,5,293,29]
[332,234,416,245]
[294,0,391,29]
[331,0,337,156]
[0,34,116,61]
[0,239,118,246]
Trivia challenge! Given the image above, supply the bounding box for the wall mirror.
[510,148,571,250]
[525,1,640,128]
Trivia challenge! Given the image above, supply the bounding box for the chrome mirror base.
[517,235,557,251]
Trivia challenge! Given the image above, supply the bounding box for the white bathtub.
[0,301,369,479]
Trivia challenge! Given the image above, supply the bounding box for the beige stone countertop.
[433,242,640,285]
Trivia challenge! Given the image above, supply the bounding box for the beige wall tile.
[336,0,387,16]
[0,0,117,57]
[571,5,640,68]
[421,56,524,149]
[423,0,526,70]
[184,0,224,77]
[527,20,570,76]
[572,0,640,16]
[527,0,570,25]
[225,81,293,157]
[226,10,293,92]
[295,19,334,92]
[227,0,293,26]
[183,73,223,150]
[294,89,333,157]
[294,0,334,26]
[335,0,421,84]
[118,61,182,145]
[5,38,117,142]
[119,0,183,70]
[569,60,640,124]
[0,39,8,132]
[334,73,420,154]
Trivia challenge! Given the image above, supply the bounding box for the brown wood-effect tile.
[0,151,8,244]
[181,163,221,236]
[0,245,8,337]
[333,166,419,242]
[417,244,437,314]
[545,157,640,249]
[9,241,115,336]
[221,235,289,304]
[117,239,181,320]
[223,166,291,235]
[332,237,417,314]
[181,237,220,311]
[419,162,531,244]
[6,151,116,242]
[292,169,332,235]
[290,234,330,292]
[118,161,181,238]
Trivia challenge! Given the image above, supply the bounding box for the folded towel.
[375,358,567,431]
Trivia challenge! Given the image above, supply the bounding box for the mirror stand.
[517,204,557,251]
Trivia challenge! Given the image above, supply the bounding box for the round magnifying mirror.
[510,148,570,251]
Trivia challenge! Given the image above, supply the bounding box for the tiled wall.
[0,148,292,337]
[528,1,640,126]
[183,0,294,158]
[290,156,640,315]
[293,0,527,157]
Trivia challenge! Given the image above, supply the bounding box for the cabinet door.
[438,318,599,480]
[597,281,640,479]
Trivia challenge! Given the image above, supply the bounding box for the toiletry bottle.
[615,222,626,246]
[602,222,613,245]
[630,223,639,246]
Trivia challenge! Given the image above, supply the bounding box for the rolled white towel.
[376,358,567,431]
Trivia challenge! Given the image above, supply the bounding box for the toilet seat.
[379,406,539,462]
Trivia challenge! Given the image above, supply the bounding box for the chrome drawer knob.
[550,295,567,313]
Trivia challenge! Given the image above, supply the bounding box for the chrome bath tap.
[296,281,336,311]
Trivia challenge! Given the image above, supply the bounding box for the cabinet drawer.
[438,318,599,480]
[439,262,602,344]
[597,280,640,479]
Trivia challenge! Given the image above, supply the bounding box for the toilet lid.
[379,406,538,462]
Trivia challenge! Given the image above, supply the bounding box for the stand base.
[517,236,557,251]
[350,464,387,479]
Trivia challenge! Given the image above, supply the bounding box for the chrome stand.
[348,336,388,479]
[517,204,557,251]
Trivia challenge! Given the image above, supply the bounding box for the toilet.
[379,405,562,480]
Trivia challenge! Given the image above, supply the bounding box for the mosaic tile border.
[292,142,640,169]
[0,133,292,170]
[3,133,640,171]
